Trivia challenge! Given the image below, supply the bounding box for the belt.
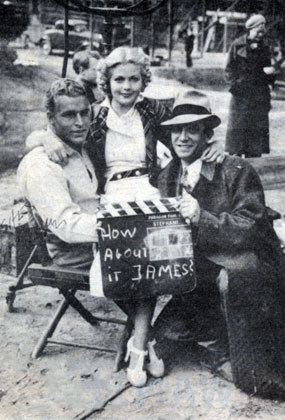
[109,168,148,182]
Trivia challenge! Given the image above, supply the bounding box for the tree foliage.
[0,0,30,41]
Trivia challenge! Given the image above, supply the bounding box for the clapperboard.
[97,198,196,300]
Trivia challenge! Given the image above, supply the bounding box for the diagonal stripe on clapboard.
[99,197,180,218]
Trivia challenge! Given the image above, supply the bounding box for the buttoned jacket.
[225,34,273,104]
[87,97,172,193]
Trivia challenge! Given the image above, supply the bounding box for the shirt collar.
[101,94,144,112]
[47,125,86,157]
[183,159,216,182]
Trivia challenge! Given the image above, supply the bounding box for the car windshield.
[55,23,64,30]
[54,22,88,32]
[74,24,87,32]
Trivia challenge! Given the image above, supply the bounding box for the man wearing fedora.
[155,89,285,399]
[225,14,276,158]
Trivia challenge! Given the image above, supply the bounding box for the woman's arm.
[25,129,47,151]
[25,129,68,165]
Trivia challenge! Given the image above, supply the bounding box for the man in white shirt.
[18,79,100,268]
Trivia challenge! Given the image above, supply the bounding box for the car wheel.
[23,35,30,49]
[38,38,45,47]
[42,39,52,55]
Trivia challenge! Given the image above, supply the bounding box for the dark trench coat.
[225,35,274,157]
[156,155,285,398]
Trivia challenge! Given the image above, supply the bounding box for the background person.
[225,14,276,158]
[72,49,104,104]
[179,23,195,68]
[185,24,195,68]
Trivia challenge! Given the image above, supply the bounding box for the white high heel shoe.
[124,336,148,387]
[146,339,165,378]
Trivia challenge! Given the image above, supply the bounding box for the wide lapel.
[89,106,108,143]
[87,106,108,158]
[87,105,109,193]
[136,98,157,166]
[191,162,216,205]
[236,34,248,59]
[158,159,181,198]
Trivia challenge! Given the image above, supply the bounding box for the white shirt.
[18,129,100,244]
[102,97,147,179]
[182,158,203,194]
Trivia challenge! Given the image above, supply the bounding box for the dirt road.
[1,49,285,420]
[2,265,285,420]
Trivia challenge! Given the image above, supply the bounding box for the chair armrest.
[28,263,90,291]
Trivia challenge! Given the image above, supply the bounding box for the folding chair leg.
[31,296,69,359]
[113,316,133,372]
[6,245,38,312]
[61,290,99,326]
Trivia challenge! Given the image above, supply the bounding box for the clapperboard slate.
[98,198,196,300]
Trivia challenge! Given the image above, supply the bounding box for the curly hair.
[96,47,152,97]
[46,78,87,116]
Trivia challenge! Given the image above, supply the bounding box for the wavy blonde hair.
[96,47,152,97]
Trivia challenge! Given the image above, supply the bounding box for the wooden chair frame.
[6,200,133,371]
[27,262,133,371]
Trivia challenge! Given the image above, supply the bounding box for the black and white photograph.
[1,1,285,419]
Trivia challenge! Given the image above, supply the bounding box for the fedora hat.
[161,90,221,129]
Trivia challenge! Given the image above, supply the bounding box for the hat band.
[172,104,211,119]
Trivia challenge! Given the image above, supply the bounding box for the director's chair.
[15,200,133,371]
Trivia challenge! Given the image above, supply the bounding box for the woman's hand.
[201,141,226,164]
[25,129,69,165]
[43,136,68,165]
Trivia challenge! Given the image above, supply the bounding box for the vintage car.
[41,19,104,55]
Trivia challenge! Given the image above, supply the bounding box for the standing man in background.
[225,14,276,158]
[185,24,195,68]
[180,22,195,68]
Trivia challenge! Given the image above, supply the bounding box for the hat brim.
[161,114,221,129]
[246,22,265,30]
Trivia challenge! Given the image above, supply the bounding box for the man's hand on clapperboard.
[178,188,200,225]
